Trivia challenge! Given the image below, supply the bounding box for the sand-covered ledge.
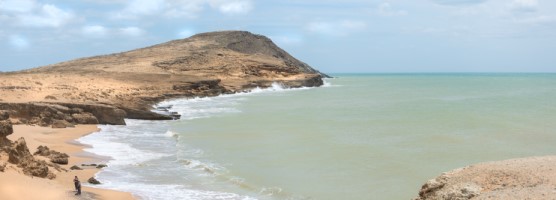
[0,125,134,200]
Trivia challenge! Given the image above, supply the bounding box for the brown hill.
[0,31,328,126]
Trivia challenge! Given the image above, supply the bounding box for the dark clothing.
[74,179,81,195]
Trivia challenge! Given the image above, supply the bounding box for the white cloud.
[1,2,74,28]
[17,4,74,27]
[117,0,165,18]
[114,0,253,19]
[511,0,538,12]
[377,2,407,17]
[119,26,144,36]
[514,15,556,25]
[307,20,367,37]
[164,1,204,18]
[0,0,36,13]
[209,0,253,15]
[9,35,30,50]
[82,25,108,37]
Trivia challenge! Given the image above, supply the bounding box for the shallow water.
[79,74,556,199]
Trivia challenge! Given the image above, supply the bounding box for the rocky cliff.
[0,31,328,126]
[415,156,556,200]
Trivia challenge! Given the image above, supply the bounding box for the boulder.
[96,164,108,169]
[71,113,99,124]
[33,145,70,165]
[88,177,101,184]
[0,161,6,172]
[20,159,50,178]
[0,110,9,120]
[49,153,69,165]
[51,120,74,128]
[34,145,51,156]
[0,120,13,137]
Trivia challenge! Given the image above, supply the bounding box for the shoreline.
[0,125,134,200]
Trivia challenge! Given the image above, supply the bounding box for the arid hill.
[0,31,328,126]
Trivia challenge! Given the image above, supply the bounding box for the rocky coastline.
[0,31,328,128]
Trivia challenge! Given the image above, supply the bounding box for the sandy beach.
[0,125,134,200]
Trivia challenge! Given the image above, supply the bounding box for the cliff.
[0,31,328,126]
[415,156,556,200]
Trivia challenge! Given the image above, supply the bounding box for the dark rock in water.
[96,164,107,169]
[88,177,101,184]
[70,165,82,170]
[82,163,97,166]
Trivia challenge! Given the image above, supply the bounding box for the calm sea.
[78,73,556,199]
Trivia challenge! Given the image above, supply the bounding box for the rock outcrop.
[0,102,126,126]
[6,137,56,178]
[415,156,556,200]
[0,112,55,178]
[34,145,70,165]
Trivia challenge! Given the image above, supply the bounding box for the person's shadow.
[66,190,98,199]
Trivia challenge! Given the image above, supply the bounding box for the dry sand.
[0,125,134,200]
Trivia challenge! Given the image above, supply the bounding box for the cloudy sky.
[1,0,555,73]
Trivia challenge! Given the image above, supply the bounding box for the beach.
[0,125,134,200]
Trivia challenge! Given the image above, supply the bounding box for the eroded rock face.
[0,102,126,126]
[415,156,556,200]
[5,137,54,178]
[34,145,70,165]
[8,137,32,164]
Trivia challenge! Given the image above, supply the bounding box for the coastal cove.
[78,73,556,199]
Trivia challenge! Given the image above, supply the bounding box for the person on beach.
[74,176,82,195]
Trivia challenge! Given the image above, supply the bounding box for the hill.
[0,31,328,126]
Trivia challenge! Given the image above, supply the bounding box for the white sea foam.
[89,181,256,200]
[164,130,179,138]
[78,125,171,166]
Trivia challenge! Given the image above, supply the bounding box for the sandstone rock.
[0,110,9,120]
[88,177,101,184]
[51,120,67,128]
[34,145,51,156]
[20,159,50,178]
[49,153,69,165]
[71,113,99,124]
[0,161,6,172]
[0,120,13,137]
[8,137,32,164]
[51,120,74,128]
[34,145,70,165]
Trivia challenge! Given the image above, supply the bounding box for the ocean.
[78,73,556,199]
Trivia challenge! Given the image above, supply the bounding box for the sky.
[0,0,555,73]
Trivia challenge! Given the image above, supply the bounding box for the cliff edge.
[415,156,556,200]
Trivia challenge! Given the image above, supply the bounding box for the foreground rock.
[0,113,56,178]
[34,145,70,165]
[415,156,556,200]
[0,31,328,126]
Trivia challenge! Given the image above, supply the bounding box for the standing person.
[74,176,81,195]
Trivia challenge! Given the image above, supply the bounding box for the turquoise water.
[80,74,556,199]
